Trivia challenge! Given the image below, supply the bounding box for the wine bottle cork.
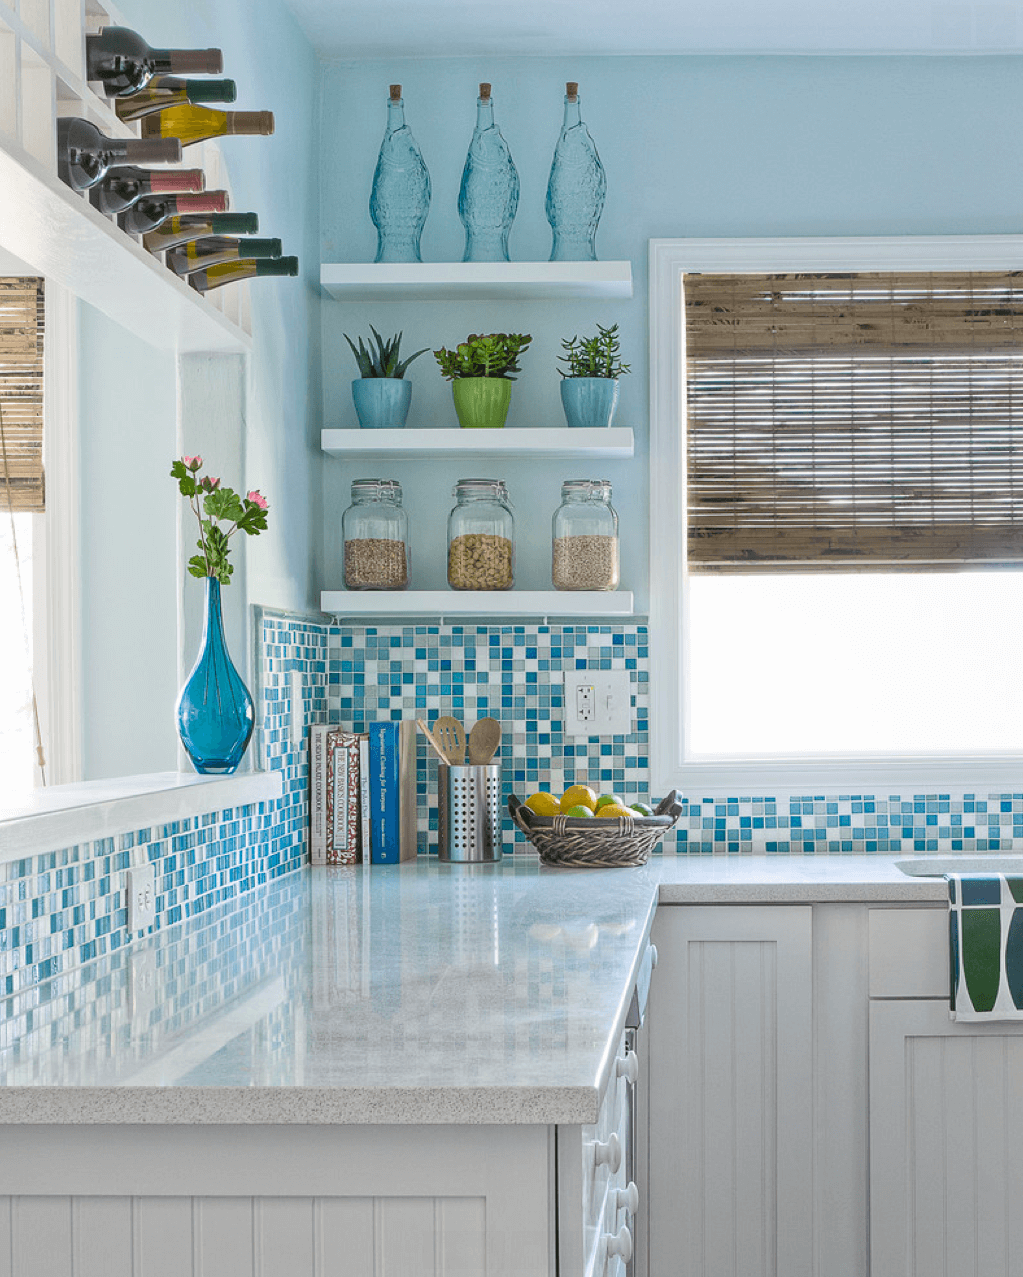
[479,82,491,100]
[566,81,579,101]
[389,84,402,100]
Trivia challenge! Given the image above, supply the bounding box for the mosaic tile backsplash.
[4,604,1022,1020]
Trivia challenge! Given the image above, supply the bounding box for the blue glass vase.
[370,85,431,264]
[545,83,606,262]
[458,83,519,263]
[176,577,254,775]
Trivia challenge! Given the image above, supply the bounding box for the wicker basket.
[509,791,682,868]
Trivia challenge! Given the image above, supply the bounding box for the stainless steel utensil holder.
[437,763,502,862]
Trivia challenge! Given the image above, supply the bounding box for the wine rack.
[0,0,251,350]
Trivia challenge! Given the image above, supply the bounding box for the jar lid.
[351,478,402,500]
[561,479,612,500]
[453,478,510,499]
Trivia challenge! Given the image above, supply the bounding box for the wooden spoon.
[434,716,466,765]
[416,719,450,765]
[468,716,501,765]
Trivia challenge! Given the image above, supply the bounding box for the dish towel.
[947,874,1023,1020]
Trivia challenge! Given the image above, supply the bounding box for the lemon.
[595,793,624,812]
[563,805,594,818]
[560,784,597,813]
[596,803,634,819]
[629,801,654,817]
[525,792,561,818]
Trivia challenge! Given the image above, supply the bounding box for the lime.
[595,793,624,812]
[629,802,654,817]
[560,784,597,813]
[525,792,561,818]
[563,805,595,818]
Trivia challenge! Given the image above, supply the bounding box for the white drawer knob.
[614,1181,639,1215]
[604,1223,633,1262]
[649,943,658,969]
[616,1051,639,1084]
[594,1131,622,1173]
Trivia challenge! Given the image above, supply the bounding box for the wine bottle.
[115,77,237,123]
[57,117,181,191]
[167,236,281,277]
[190,257,298,293]
[89,165,204,215]
[141,107,274,148]
[141,210,256,251]
[121,192,233,237]
[86,27,222,98]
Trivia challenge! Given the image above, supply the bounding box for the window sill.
[0,771,284,862]
[660,755,1023,796]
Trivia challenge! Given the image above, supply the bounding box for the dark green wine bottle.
[190,257,299,293]
[141,210,255,252]
[167,236,282,277]
[115,77,237,122]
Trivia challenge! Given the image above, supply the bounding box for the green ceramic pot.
[451,377,513,429]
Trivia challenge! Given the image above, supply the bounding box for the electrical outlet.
[129,947,157,1020]
[126,864,156,932]
[563,670,633,736]
[289,667,303,748]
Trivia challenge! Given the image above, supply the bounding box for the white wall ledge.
[0,771,284,862]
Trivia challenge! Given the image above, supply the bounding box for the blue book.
[369,721,400,863]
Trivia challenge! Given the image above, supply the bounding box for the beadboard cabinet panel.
[870,999,1023,1277]
[647,906,814,1277]
[0,1194,489,1277]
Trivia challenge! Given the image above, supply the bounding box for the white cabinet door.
[647,906,814,1277]
[869,998,1023,1277]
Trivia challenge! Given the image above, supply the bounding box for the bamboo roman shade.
[685,270,1023,571]
[0,277,45,514]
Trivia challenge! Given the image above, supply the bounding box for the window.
[649,238,1023,791]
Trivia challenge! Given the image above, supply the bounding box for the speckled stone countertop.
[0,854,948,1126]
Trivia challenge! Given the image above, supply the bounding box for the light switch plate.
[126,864,156,932]
[563,670,633,736]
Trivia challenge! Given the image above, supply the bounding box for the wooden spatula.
[468,716,501,765]
[434,716,466,765]
[416,718,450,764]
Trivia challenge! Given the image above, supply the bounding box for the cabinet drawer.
[869,907,947,998]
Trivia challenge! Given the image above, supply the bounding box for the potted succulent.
[433,331,532,428]
[557,322,631,429]
[344,326,428,428]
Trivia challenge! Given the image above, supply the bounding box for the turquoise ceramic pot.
[352,378,413,428]
[560,377,620,429]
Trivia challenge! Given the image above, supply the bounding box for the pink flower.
[182,455,203,470]
[247,490,268,510]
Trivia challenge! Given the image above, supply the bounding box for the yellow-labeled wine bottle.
[190,256,298,293]
[141,106,274,147]
[167,235,282,276]
[143,210,256,253]
[120,191,232,237]
[115,77,237,122]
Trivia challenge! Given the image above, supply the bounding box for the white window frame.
[32,281,81,785]
[649,235,1023,795]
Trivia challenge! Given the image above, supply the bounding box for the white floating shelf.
[0,133,251,353]
[320,590,634,618]
[320,260,633,301]
[321,427,634,459]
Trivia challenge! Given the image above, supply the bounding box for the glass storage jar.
[342,479,410,590]
[552,479,619,590]
[447,478,515,590]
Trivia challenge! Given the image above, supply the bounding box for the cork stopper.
[566,81,579,101]
[389,84,402,101]
[479,82,491,100]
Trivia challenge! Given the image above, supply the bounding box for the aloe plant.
[343,326,428,379]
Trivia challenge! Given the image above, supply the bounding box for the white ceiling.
[284,0,1023,58]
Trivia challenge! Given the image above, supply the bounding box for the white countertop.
[0,854,947,1126]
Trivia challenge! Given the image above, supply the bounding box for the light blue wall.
[319,55,1023,607]
[78,0,322,778]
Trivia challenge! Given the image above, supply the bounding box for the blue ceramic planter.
[352,378,413,429]
[560,377,620,429]
[176,577,254,775]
